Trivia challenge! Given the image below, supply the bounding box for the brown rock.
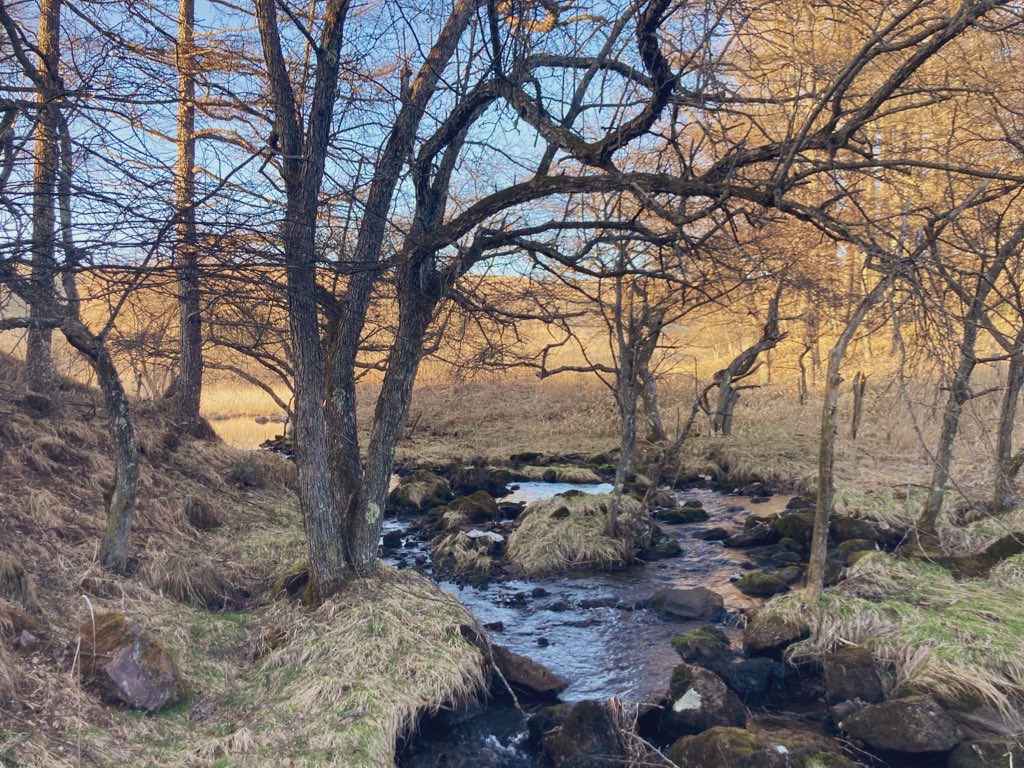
[76,612,186,711]
[491,644,566,699]
[841,695,963,753]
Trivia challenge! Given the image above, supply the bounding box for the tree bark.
[61,319,139,573]
[174,0,203,431]
[806,275,893,598]
[639,362,667,443]
[254,0,351,598]
[344,266,438,572]
[26,0,61,392]
[993,334,1024,511]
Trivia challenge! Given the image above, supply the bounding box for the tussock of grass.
[145,555,240,610]
[248,568,485,767]
[518,464,604,483]
[0,553,38,612]
[433,531,495,574]
[761,551,1024,724]
[507,493,649,575]
[0,643,15,700]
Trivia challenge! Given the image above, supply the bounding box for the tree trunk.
[639,363,667,443]
[344,270,438,573]
[174,0,203,431]
[61,319,139,573]
[610,378,638,537]
[26,0,61,393]
[993,342,1024,511]
[283,195,348,597]
[806,275,893,598]
[916,320,979,536]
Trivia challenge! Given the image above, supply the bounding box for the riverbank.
[0,374,485,767]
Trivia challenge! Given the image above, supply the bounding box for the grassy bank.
[0,369,484,767]
[758,551,1024,727]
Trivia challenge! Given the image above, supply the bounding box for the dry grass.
[0,552,39,613]
[517,464,605,483]
[248,568,485,767]
[433,531,496,574]
[507,493,649,575]
[760,551,1024,726]
[0,361,485,768]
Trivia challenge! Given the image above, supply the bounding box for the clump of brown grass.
[517,464,604,483]
[507,493,649,575]
[0,552,39,613]
[760,551,1024,726]
[433,531,496,574]
[145,555,241,610]
[0,643,16,700]
[241,567,486,768]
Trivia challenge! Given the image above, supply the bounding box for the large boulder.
[388,470,453,513]
[491,644,566,699]
[830,516,903,548]
[657,506,710,524]
[527,703,572,745]
[823,645,884,705]
[650,489,679,509]
[724,523,778,548]
[76,612,186,711]
[448,465,511,497]
[944,533,1024,578]
[771,511,815,545]
[541,699,627,768]
[840,694,963,753]
[651,587,725,622]
[734,572,789,597]
[642,529,682,561]
[659,663,747,739]
[667,726,858,768]
[948,738,1024,768]
[671,625,732,670]
[743,612,809,659]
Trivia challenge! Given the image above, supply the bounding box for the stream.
[385,481,794,767]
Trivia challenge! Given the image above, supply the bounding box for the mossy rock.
[658,506,710,524]
[743,612,809,658]
[444,493,499,524]
[667,726,857,768]
[695,527,731,542]
[948,737,1024,768]
[944,533,1024,578]
[839,694,962,753]
[661,663,747,739]
[735,572,789,598]
[771,512,815,544]
[671,625,732,668]
[642,530,682,561]
[834,538,876,566]
[388,470,453,513]
[76,612,186,711]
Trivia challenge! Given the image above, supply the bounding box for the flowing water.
[386,482,793,767]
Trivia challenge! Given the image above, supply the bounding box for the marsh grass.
[507,493,649,575]
[761,551,1024,725]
